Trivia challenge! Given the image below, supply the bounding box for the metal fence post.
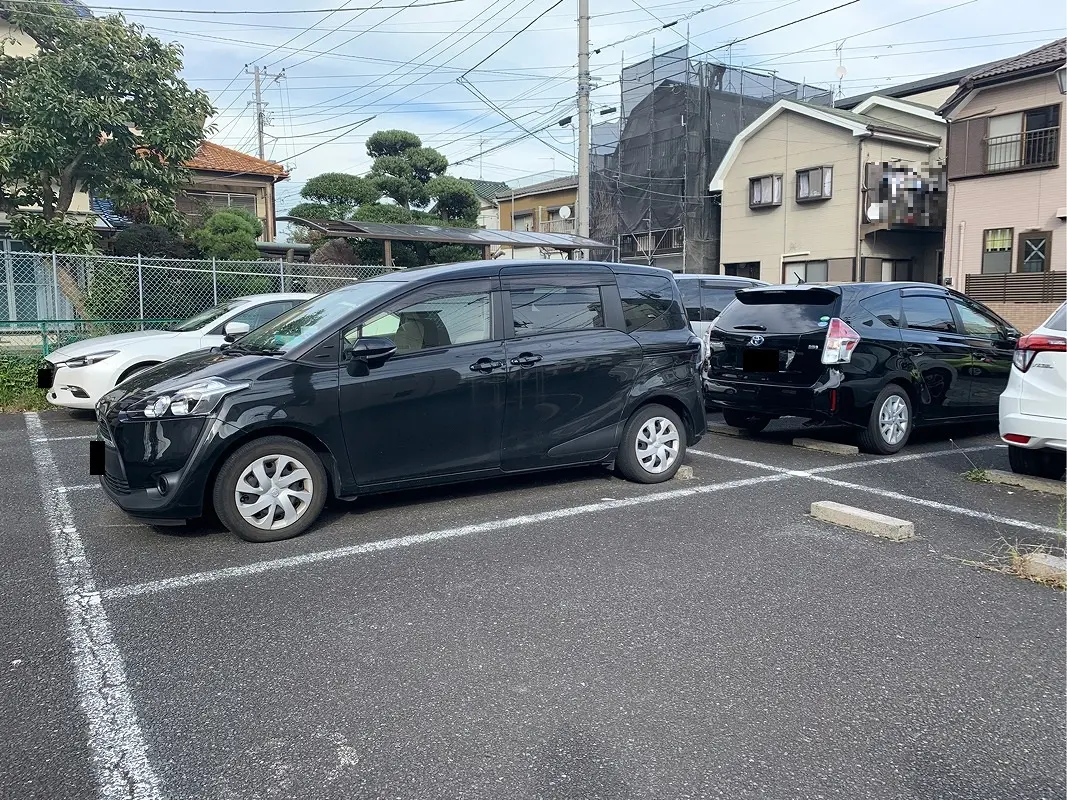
[278,258,284,292]
[212,257,218,304]
[137,254,145,329]
[51,252,60,318]
[40,321,49,356]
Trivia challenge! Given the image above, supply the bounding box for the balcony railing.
[538,219,575,233]
[984,127,1060,173]
[965,271,1065,304]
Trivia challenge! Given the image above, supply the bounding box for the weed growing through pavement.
[963,468,991,483]
[949,537,1067,590]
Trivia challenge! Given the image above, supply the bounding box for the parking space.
[4,410,1065,799]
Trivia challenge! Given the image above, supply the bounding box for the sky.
[89,0,1067,215]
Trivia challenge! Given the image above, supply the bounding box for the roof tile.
[186,141,289,178]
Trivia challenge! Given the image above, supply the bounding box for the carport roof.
[278,217,608,251]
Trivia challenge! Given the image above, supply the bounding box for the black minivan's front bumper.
[98,412,218,522]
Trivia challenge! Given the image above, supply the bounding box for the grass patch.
[0,354,48,413]
[962,467,991,483]
[950,538,1067,590]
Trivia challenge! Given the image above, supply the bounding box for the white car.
[41,293,314,410]
[999,302,1066,479]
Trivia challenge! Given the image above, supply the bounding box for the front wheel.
[616,404,687,484]
[858,385,913,455]
[1008,445,1066,480]
[722,409,772,434]
[213,436,328,543]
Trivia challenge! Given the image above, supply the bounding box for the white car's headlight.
[139,378,249,419]
[59,350,118,368]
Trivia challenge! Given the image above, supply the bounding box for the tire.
[858,384,913,455]
[1008,445,1066,480]
[615,404,687,484]
[722,409,771,434]
[213,436,328,543]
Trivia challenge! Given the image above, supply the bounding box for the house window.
[796,166,833,201]
[749,174,782,208]
[724,262,760,279]
[981,228,1013,274]
[1017,231,1052,273]
[513,213,534,232]
[784,260,828,284]
[986,105,1060,172]
[183,191,258,214]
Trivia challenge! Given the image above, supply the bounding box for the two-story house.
[710,98,946,284]
[460,178,510,230]
[940,38,1066,331]
[494,175,578,259]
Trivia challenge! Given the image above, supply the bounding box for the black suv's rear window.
[715,288,839,333]
[617,273,686,332]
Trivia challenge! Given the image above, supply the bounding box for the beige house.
[495,176,578,259]
[711,98,946,285]
[940,39,1066,332]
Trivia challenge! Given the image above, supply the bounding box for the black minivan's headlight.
[135,378,249,419]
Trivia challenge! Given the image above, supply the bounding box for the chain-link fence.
[0,251,396,355]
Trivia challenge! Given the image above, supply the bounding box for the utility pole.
[577,0,591,255]
[245,64,284,160]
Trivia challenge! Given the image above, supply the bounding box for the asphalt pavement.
[1,410,1064,800]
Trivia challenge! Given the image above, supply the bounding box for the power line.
[1,0,471,14]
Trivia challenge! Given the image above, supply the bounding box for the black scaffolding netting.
[590,45,832,271]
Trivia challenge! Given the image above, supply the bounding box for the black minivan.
[95,261,705,542]
[703,282,1019,454]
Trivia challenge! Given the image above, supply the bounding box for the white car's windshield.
[168,301,243,332]
[237,281,405,354]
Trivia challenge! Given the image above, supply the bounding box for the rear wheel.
[213,436,328,543]
[1008,446,1066,480]
[616,404,687,484]
[722,409,771,434]
[859,385,913,454]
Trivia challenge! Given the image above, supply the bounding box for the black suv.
[95,261,705,542]
[702,282,1019,453]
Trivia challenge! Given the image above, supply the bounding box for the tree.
[309,238,357,265]
[290,172,380,220]
[113,224,195,259]
[0,3,214,241]
[187,209,262,262]
[427,176,479,224]
[365,130,448,210]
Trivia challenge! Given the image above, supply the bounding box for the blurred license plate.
[743,349,778,373]
[38,367,54,389]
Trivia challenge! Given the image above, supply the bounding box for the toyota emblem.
[748,335,765,347]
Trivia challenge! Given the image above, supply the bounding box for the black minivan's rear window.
[715,288,839,333]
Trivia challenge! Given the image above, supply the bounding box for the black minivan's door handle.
[905,346,924,357]
[510,353,543,367]
[469,358,504,373]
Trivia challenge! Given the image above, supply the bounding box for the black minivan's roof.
[362,259,676,285]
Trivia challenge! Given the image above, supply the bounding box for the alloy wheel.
[878,395,909,446]
[234,454,315,530]
[635,416,680,474]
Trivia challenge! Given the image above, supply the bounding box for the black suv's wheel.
[858,384,913,454]
[616,404,687,484]
[722,409,771,434]
[1008,445,1066,480]
[213,436,328,543]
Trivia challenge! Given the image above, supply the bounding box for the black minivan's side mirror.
[345,336,397,367]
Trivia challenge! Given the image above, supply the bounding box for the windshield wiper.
[734,324,767,331]
[223,343,282,356]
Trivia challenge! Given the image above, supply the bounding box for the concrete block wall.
[984,301,1061,333]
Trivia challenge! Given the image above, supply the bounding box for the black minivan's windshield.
[715,288,839,333]
[168,300,243,332]
[238,281,404,353]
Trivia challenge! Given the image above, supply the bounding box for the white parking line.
[691,447,1064,535]
[24,413,162,800]
[58,484,101,493]
[32,435,94,442]
[103,472,795,601]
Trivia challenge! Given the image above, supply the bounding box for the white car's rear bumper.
[999,409,1067,452]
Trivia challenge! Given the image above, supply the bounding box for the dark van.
[702,282,1020,453]
[95,261,706,542]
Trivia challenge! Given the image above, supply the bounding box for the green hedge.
[0,355,48,412]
